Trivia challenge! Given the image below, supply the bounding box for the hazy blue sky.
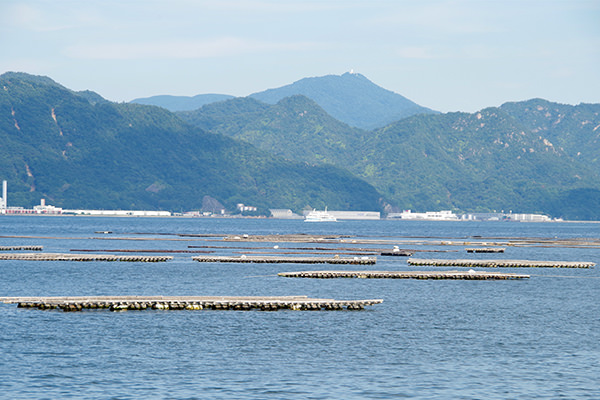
[1,0,598,112]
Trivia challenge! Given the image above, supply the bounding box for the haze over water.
[1,216,599,399]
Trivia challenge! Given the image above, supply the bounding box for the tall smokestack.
[1,180,6,209]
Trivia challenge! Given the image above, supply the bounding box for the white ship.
[304,208,337,222]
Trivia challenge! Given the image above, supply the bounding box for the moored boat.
[304,208,337,222]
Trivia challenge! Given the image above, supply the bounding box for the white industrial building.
[327,211,380,220]
[388,210,459,221]
[33,199,63,214]
[1,181,62,214]
[63,209,171,217]
[505,213,551,222]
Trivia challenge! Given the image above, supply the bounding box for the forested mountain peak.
[249,72,437,129]
[1,72,63,88]
[129,72,437,129]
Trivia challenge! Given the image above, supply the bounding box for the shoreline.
[1,213,599,223]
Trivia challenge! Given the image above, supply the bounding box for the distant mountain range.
[0,72,383,213]
[131,72,437,129]
[3,71,600,219]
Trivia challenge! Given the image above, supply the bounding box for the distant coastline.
[1,213,598,223]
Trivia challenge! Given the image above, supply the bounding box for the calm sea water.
[0,216,599,399]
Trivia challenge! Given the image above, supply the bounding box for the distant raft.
[278,270,529,280]
[408,258,594,268]
[465,247,505,253]
[192,255,376,265]
[0,253,172,262]
[0,246,43,251]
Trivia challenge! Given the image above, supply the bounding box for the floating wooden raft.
[279,270,529,280]
[408,258,595,269]
[0,295,382,312]
[0,253,172,262]
[466,247,505,253]
[0,246,43,251]
[192,255,376,265]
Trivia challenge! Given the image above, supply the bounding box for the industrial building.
[388,210,458,220]
[326,211,380,220]
[62,209,171,217]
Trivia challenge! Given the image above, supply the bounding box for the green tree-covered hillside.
[0,72,384,213]
[181,94,600,219]
[178,95,368,166]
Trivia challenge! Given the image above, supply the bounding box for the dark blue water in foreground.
[1,216,599,399]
